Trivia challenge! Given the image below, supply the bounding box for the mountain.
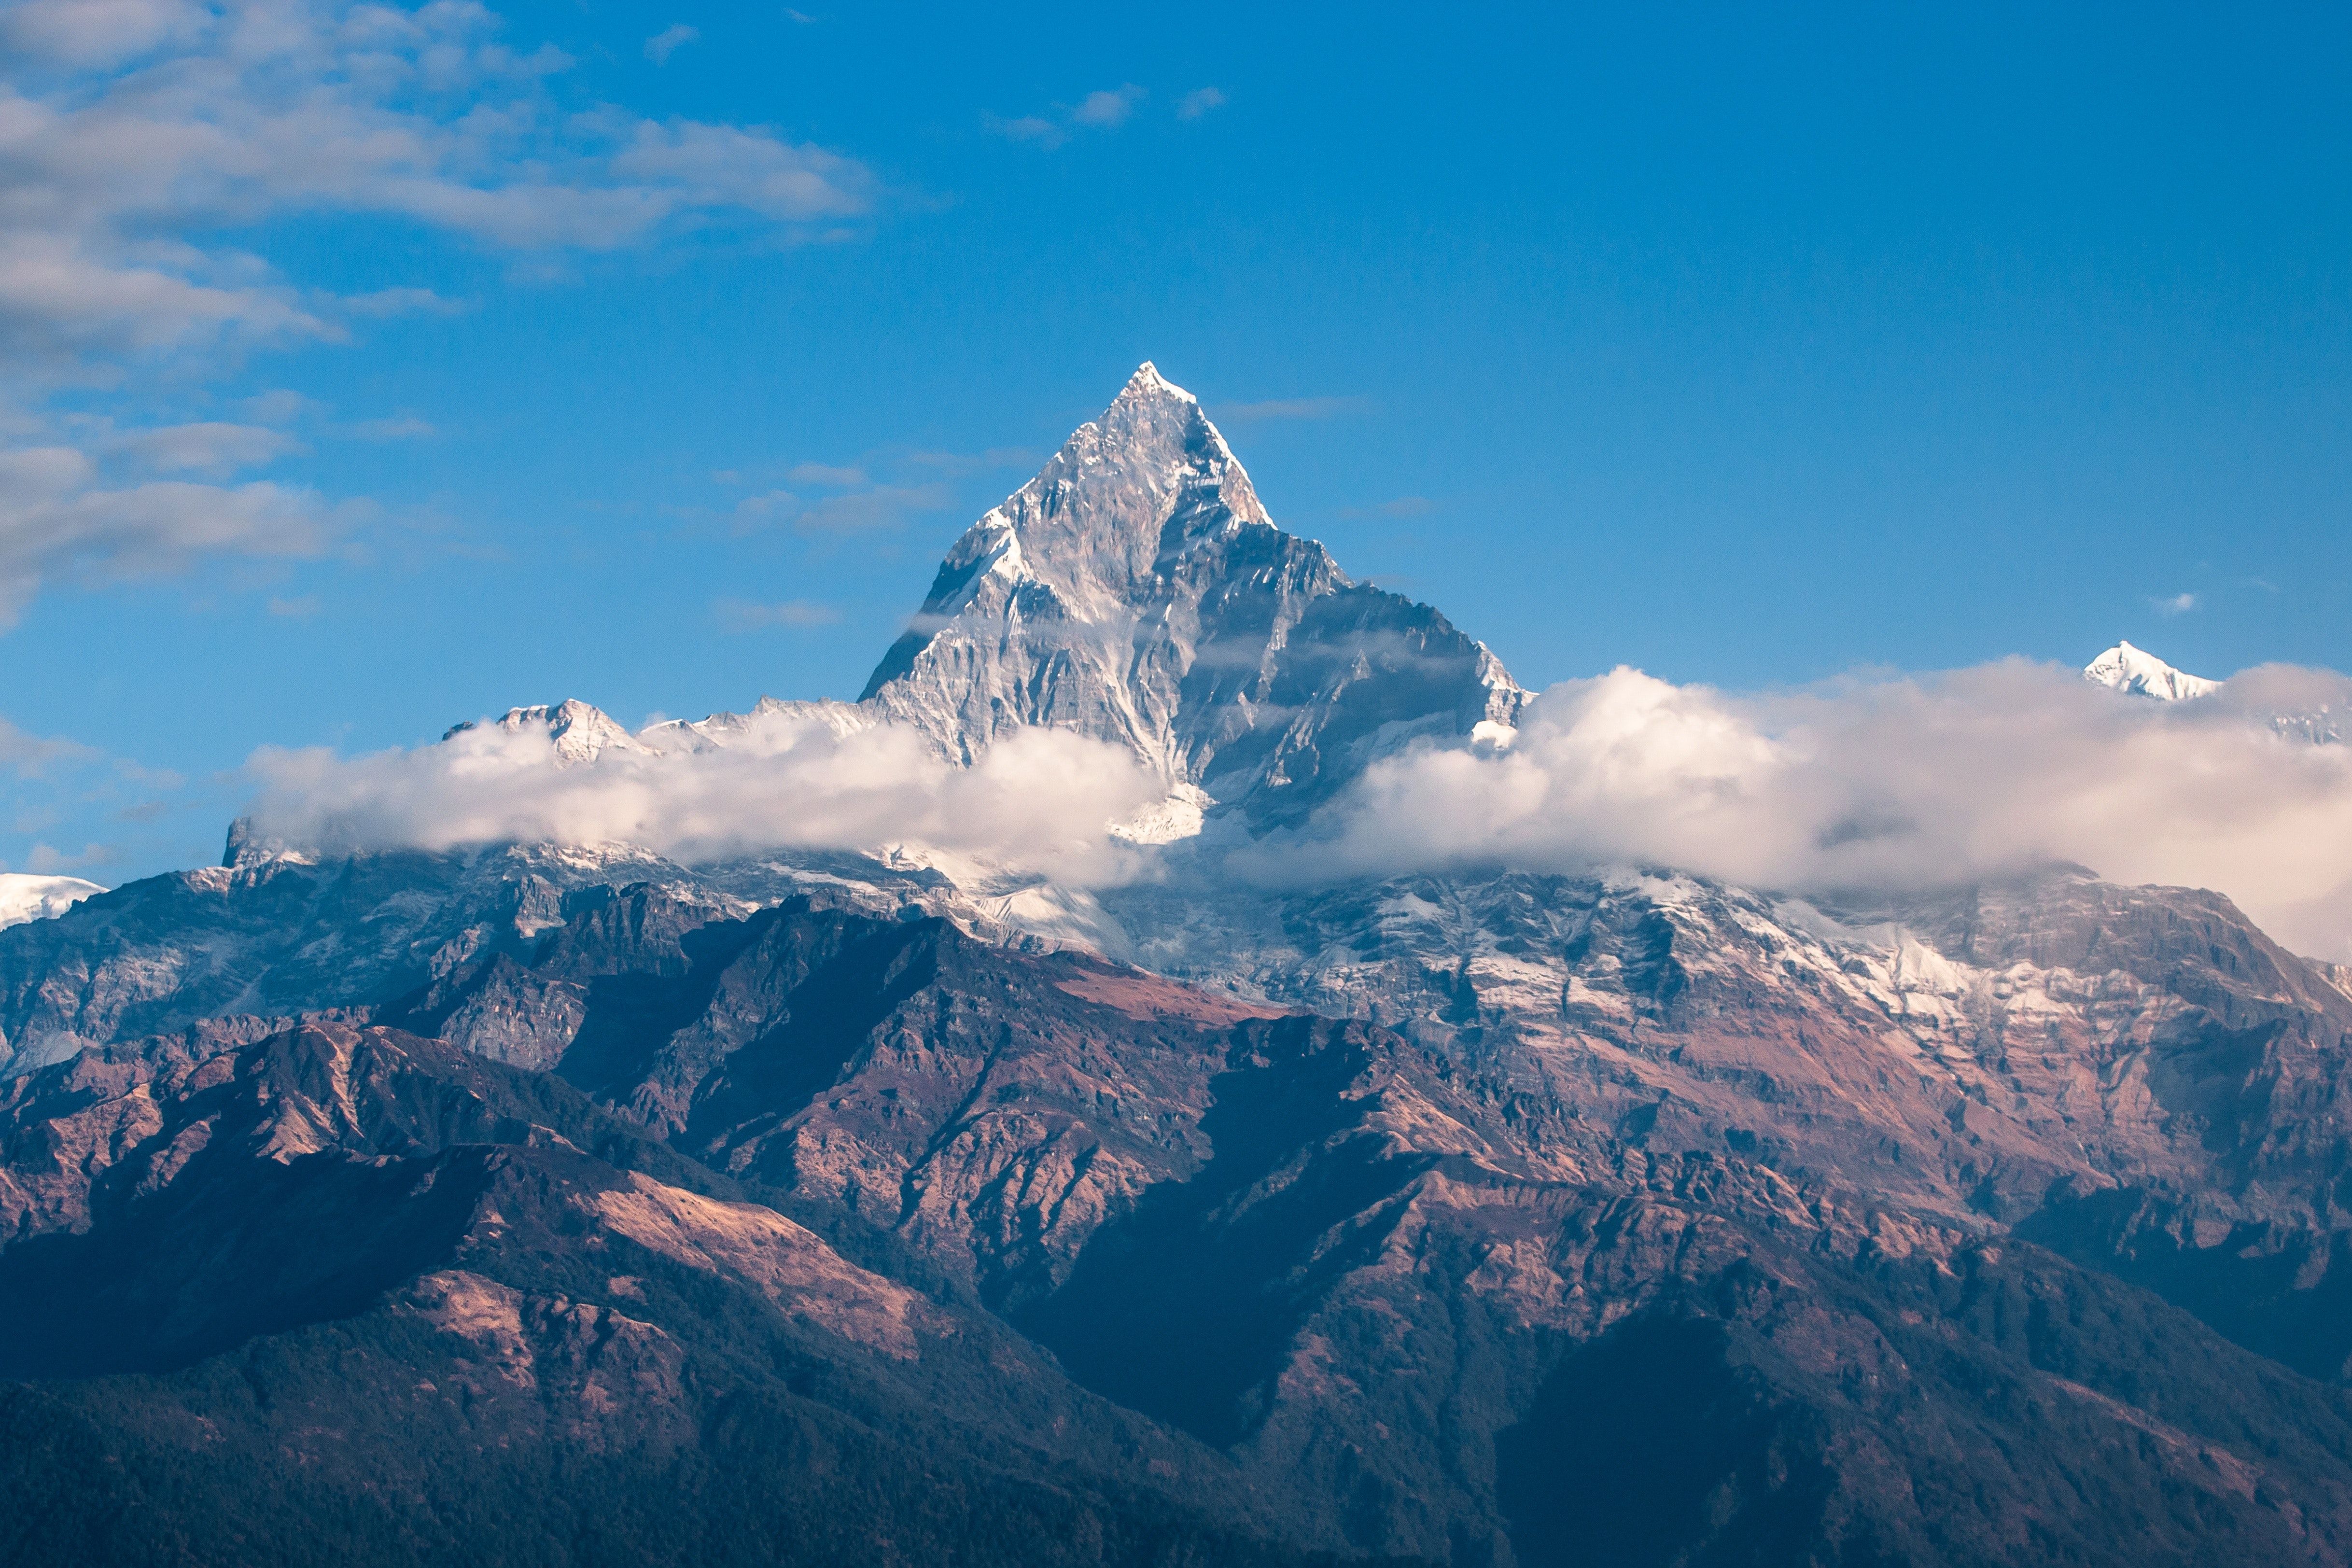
[2085,639,2221,700]
[0,872,102,931]
[6,366,2352,1565]
[435,365,1520,833]
[859,364,1523,825]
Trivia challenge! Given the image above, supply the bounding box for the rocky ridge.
[3,366,2352,1564]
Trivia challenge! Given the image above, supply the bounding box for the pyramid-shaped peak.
[1117,361,1196,404]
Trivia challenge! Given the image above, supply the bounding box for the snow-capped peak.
[2084,640,2220,701]
[1118,361,1189,403]
[0,873,103,931]
[446,700,648,765]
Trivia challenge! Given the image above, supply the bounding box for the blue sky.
[4,0,2350,880]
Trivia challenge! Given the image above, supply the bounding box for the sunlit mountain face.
[3,366,2352,1568]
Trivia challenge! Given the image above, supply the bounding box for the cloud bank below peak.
[1252,658,2352,961]
[238,705,1166,885]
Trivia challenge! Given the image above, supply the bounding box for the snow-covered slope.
[0,874,102,931]
[2084,640,2219,700]
[444,699,649,764]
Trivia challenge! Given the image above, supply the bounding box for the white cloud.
[0,0,882,622]
[241,707,1163,883]
[1256,660,2352,961]
[340,286,463,318]
[988,83,1148,147]
[1176,87,1225,120]
[1071,85,1146,127]
[983,113,1064,148]
[110,421,302,476]
[735,479,949,534]
[0,444,329,621]
[0,0,210,69]
[2153,591,2199,615]
[644,23,698,64]
[0,0,877,366]
[0,714,98,776]
[786,462,867,487]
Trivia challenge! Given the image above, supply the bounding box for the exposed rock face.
[9,924,2352,1564]
[860,364,1523,826]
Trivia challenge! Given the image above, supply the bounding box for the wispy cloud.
[797,482,951,533]
[1214,395,1369,422]
[1176,87,1226,120]
[0,0,885,624]
[109,423,303,477]
[2152,592,2199,615]
[341,288,466,320]
[788,462,868,487]
[0,446,331,624]
[0,705,186,876]
[644,23,699,63]
[988,83,1149,147]
[1071,84,1147,127]
[905,447,1036,476]
[1336,495,1431,520]
[714,596,841,630]
[983,113,1067,149]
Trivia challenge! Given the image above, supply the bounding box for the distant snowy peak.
[446,699,648,765]
[639,696,873,754]
[0,873,102,931]
[2085,641,2220,701]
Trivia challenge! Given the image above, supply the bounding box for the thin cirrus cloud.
[1213,395,1369,422]
[1070,85,1146,127]
[2153,592,2199,615]
[787,462,869,487]
[0,445,332,625]
[735,479,951,534]
[0,0,885,624]
[644,23,699,63]
[1335,495,1432,520]
[713,597,842,631]
[107,422,304,477]
[989,82,1223,147]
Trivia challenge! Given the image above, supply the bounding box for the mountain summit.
[2084,639,2219,700]
[857,364,1523,824]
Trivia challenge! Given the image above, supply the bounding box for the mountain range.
[2,367,2350,1567]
